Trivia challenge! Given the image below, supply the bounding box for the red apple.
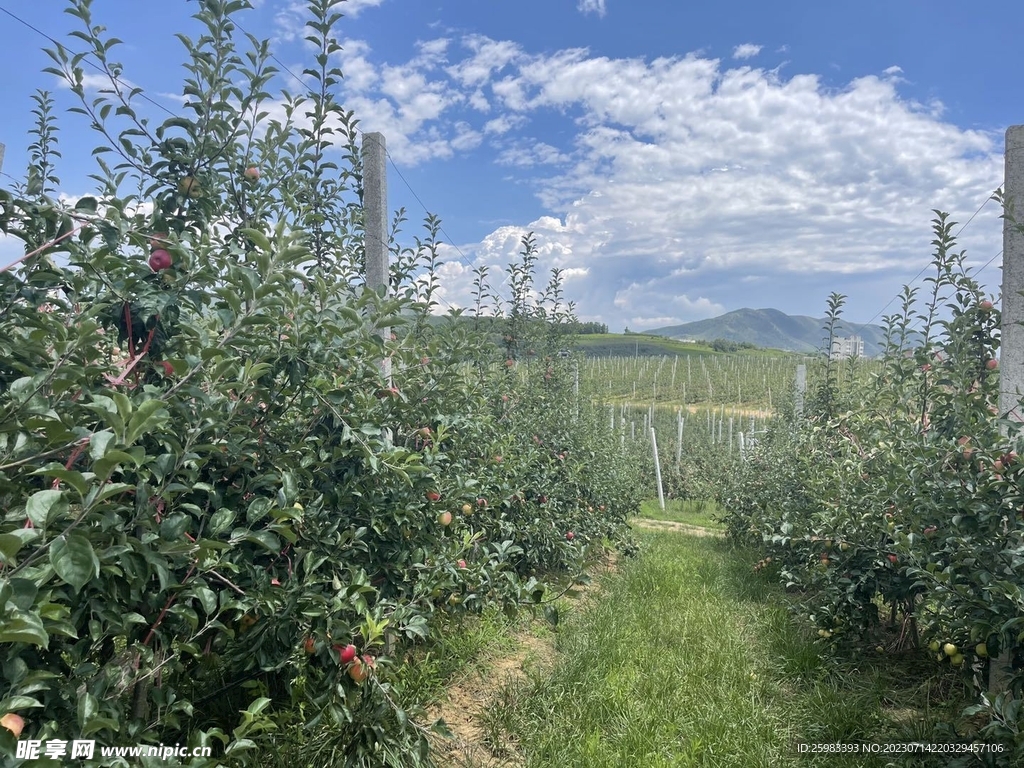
[566,531,574,541]
[426,490,441,502]
[243,166,260,181]
[980,300,994,311]
[348,656,369,683]
[418,427,432,439]
[149,249,172,271]
[304,636,316,654]
[477,498,488,508]
[986,359,999,370]
[338,644,357,664]
[457,559,467,569]
[887,554,898,564]
[0,712,25,738]
[437,511,452,526]
[420,356,430,365]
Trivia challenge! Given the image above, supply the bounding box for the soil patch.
[427,552,618,767]
[632,518,725,538]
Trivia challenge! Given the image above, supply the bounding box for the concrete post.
[362,132,390,381]
[0,143,5,176]
[994,125,1024,695]
[1000,126,1024,423]
[795,364,807,417]
[361,133,391,446]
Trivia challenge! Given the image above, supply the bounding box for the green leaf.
[25,489,66,528]
[0,695,42,711]
[125,399,169,445]
[0,534,26,565]
[31,467,91,498]
[240,228,271,253]
[209,508,236,536]
[77,692,98,729]
[94,449,140,479]
[89,430,116,460]
[193,586,217,615]
[0,612,49,647]
[50,533,100,593]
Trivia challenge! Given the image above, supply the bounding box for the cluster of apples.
[929,639,973,667]
[333,647,374,684]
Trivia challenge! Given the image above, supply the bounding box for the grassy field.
[638,498,726,529]
[481,526,969,767]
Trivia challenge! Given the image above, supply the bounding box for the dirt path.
[426,631,551,767]
[426,521,721,766]
[426,554,618,767]
[631,518,725,537]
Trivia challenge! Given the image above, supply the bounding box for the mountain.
[645,308,889,356]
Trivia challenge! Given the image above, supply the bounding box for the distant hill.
[645,308,889,356]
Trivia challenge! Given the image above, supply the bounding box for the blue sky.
[1,0,1020,332]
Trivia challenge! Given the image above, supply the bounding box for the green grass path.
[489,526,953,768]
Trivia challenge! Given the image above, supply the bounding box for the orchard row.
[713,227,1024,758]
[0,2,646,765]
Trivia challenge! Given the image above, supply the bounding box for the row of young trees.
[718,212,1024,761]
[0,2,644,765]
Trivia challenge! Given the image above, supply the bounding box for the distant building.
[830,335,864,360]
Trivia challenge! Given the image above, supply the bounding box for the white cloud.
[434,42,999,328]
[256,30,1003,330]
[340,0,388,18]
[274,1,386,43]
[483,114,525,135]
[447,36,522,87]
[273,1,307,43]
[577,0,607,17]
[496,141,570,167]
[733,43,762,60]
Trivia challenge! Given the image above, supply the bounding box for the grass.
[638,498,726,529]
[395,607,526,709]
[484,527,969,768]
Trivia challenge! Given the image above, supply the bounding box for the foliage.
[716,209,1024,759]
[0,2,641,765]
[708,338,758,353]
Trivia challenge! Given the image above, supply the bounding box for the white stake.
[651,427,665,511]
